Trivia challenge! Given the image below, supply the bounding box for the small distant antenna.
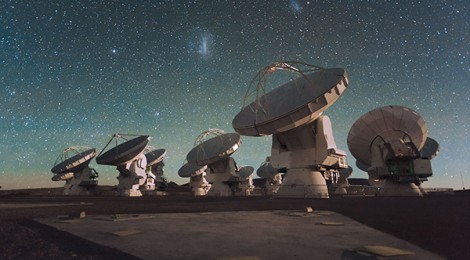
[461,170,466,190]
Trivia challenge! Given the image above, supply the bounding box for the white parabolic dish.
[145,148,167,166]
[347,105,427,166]
[51,172,74,181]
[96,135,150,166]
[237,166,254,179]
[232,68,349,136]
[178,162,208,178]
[186,133,241,166]
[256,162,278,178]
[51,148,97,174]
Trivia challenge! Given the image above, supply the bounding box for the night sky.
[1,1,469,190]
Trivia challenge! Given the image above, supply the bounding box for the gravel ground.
[0,219,140,260]
[1,190,469,259]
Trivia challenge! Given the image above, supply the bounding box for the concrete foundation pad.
[37,210,443,260]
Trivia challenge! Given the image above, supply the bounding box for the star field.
[1,1,469,189]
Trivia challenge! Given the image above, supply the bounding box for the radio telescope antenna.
[233,61,349,198]
[334,166,353,195]
[235,166,255,196]
[186,130,240,166]
[183,129,252,196]
[178,162,211,196]
[177,129,228,196]
[144,148,168,192]
[347,106,439,196]
[256,157,283,195]
[96,133,150,197]
[51,146,98,195]
[460,170,466,190]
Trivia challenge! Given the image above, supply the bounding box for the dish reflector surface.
[51,172,74,181]
[51,148,97,174]
[186,133,241,166]
[237,166,254,178]
[420,137,439,159]
[339,166,353,176]
[145,149,167,166]
[178,162,208,178]
[96,135,150,166]
[256,162,278,178]
[347,106,427,166]
[355,160,370,172]
[232,68,348,136]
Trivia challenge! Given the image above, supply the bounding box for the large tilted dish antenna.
[233,61,349,136]
[51,146,97,174]
[186,129,241,166]
[347,106,427,166]
[96,133,150,166]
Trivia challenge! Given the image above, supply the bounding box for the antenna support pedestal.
[271,116,347,198]
[190,173,212,196]
[116,154,147,197]
[378,181,423,196]
[63,166,98,195]
[275,168,329,198]
[206,157,237,197]
[236,178,254,196]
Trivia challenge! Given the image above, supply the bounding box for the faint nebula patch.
[290,0,302,14]
[188,28,214,59]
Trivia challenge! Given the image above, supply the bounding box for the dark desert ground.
[0,186,469,260]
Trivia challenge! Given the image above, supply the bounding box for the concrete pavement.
[37,210,443,260]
